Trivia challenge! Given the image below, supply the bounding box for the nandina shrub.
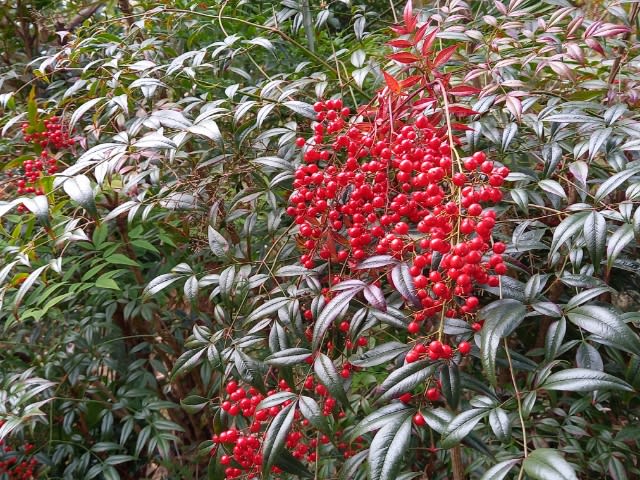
[1,1,640,479]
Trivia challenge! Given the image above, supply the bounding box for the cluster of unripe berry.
[0,425,38,480]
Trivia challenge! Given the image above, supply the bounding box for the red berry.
[458,341,471,355]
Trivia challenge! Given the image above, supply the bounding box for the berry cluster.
[213,377,349,479]
[21,116,74,150]
[288,100,508,305]
[0,424,38,480]
[2,116,74,204]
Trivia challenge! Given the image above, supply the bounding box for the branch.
[65,2,105,31]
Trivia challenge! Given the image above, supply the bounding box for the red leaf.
[383,71,402,94]
[401,75,422,89]
[388,39,414,48]
[432,45,458,68]
[447,105,479,116]
[421,28,440,56]
[389,52,421,64]
[448,85,480,96]
[451,123,474,131]
[390,25,408,35]
[403,1,417,33]
[584,38,605,56]
[414,22,431,44]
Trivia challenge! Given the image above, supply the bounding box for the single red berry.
[458,341,471,355]
[426,387,440,401]
[413,413,426,426]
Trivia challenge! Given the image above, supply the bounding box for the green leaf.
[180,395,209,414]
[368,415,412,480]
[340,449,369,480]
[105,253,140,267]
[541,368,633,392]
[314,353,349,406]
[440,408,490,449]
[567,305,640,354]
[273,450,313,478]
[265,348,312,366]
[480,459,520,480]
[63,175,97,215]
[377,360,436,402]
[95,275,120,290]
[565,287,613,310]
[488,408,511,442]
[350,342,410,368]
[588,127,612,160]
[143,273,182,298]
[246,297,290,323]
[606,224,634,271]
[523,448,578,480]
[299,396,330,434]
[70,97,104,130]
[575,343,603,371]
[256,392,297,411]
[208,226,229,257]
[14,265,48,308]
[262,402,297,479]
[439,363,460,410]
[171,348,205,380]
[594,166,640,203]
[583,211,606,272]
[549,212,589,259]
[347,404,413,441]
[480,300,527,386]
[544,318,566,361]
[282,101,316,119]
[312,286,363,351]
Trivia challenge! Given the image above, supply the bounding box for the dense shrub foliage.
[1,0,640,479]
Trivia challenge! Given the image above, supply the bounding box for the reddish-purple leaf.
[447,105,479,116]
[403,0,417,32]
[432,45,457,68]
[389,52,421,64]
[364,284,387,312]
[383,71,402,94]
[388,39,414,48]
[421,28,440,56]
[449,85,481,96]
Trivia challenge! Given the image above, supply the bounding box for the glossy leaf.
[368,415,412,480]
[542,368,632,392]
[262,402,297,478]
[480,299,527,386]
[567,305,640,354]
[523,448,578,480]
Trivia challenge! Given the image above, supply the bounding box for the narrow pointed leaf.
[391,263,420,307]
[314,353,349,406]
[312,286,363,350]
[440,408,491,449]
[347,403,413,441]
[541,368,633,392]
[377,360,436,402]
[368,415,412,480]
[480,300,527,386]
[262,402,297,478]
[567,305,640,354]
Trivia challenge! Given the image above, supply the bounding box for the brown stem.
[607,2,640,87]
[451,446,465,480]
